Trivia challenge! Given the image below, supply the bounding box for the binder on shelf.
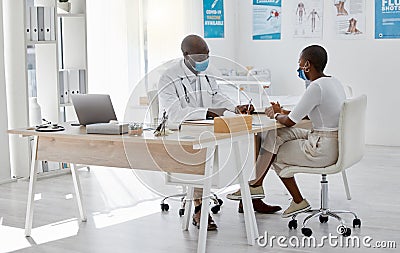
[57,17,63,68]
[79,69,86,94]
[25,5,31,41]
[25,0,34,41]
[68,69,80,96]
[37,7,45,41]
[30,7,39,41]
[50,7,56,40]
[59,70,69,104]
[44,7,51,41]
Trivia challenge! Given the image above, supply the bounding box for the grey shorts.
[261,128,339,178]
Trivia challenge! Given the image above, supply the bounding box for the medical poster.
[292,0,324,38]
[253,0,281,40]
[375,0,400,39]
[203,0,224,38]
[333,0,366,39]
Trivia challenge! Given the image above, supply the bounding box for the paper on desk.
[223,110,236,117]
[182,119,214,125]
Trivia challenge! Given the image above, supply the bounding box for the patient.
[227,45,346,218]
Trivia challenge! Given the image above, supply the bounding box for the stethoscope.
[180,75,217,104]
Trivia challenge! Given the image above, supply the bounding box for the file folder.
[25,0,34,41]
[68,70,80,96]
[37,7,45,41]
[79,69,86,94]
[30,7,39,41]
[44,7,51,41]
[25,4,31,41]
[50,7,56,40]
[59,70,69,104]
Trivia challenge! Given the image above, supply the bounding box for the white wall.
[185,0,238,62]
[0,0,11,181]
[235,1,399,146]
[86,0,130,120]
[3,0,31,178]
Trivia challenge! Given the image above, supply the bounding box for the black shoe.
[238,199,281,214]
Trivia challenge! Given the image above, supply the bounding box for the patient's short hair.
[301,45,328,72]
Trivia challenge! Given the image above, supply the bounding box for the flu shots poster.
[375,0,400,39]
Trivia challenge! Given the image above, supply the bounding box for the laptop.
[71,94,117,125]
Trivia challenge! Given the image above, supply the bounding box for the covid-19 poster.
[375,0,400,39]
[253,0,282,40]
[203,0,225,38]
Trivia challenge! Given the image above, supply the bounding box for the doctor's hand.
[207,108,227,118]
[235,104,255,114]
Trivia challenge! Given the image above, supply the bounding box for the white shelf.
[57,13,85,17]
[59,103,73,107]
[217,80,270,87]
[26,40,57,46]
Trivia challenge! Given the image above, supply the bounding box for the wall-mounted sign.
[253,0,282,40]
[203,0,225,38]
[375,0,400,39]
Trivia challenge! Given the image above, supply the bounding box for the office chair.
[147,90,223,216]
[341,84,354,200]
[279,95,367,237]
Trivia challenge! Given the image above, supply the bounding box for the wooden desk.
[8,116,310,253]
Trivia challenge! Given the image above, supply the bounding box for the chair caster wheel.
[301,227,312,237]
[161,203,169,212]
[211,205,220,214]
[353,218,361,228]
[288,219,298,229]
[217,198,223,206]
[179,208,185,216]
[337,225,351,237]
[319,215,329,223]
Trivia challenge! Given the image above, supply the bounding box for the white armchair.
[280,95,367,237]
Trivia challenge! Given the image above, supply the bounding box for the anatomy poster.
[375,0,400,39]
[292,0,324,38]
[333,0,366,39]
[253,0,282,40]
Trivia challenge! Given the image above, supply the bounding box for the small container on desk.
[128,123,143,136]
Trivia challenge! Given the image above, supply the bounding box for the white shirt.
[182,62,204,107]
[288,77,346,131]
[157,59,235,123]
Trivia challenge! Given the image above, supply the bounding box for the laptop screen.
[71,94,117,125]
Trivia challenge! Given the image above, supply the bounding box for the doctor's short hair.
[301,45,328,72]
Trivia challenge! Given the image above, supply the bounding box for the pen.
[247,99,252,114]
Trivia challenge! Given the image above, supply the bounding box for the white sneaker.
[281,199,311,218]
[226,185,265,200]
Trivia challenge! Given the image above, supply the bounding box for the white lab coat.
[158,60,235,123]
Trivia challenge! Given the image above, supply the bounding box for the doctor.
[158,34,252,124]
[158,35,253,231]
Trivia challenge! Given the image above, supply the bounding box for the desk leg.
[197,147,214,253]
[182,186,194,231]
[71,164,87,222]
[25,136,39,237]
[233,142,259,245]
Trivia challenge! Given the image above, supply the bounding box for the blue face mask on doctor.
[188,55,209,72]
